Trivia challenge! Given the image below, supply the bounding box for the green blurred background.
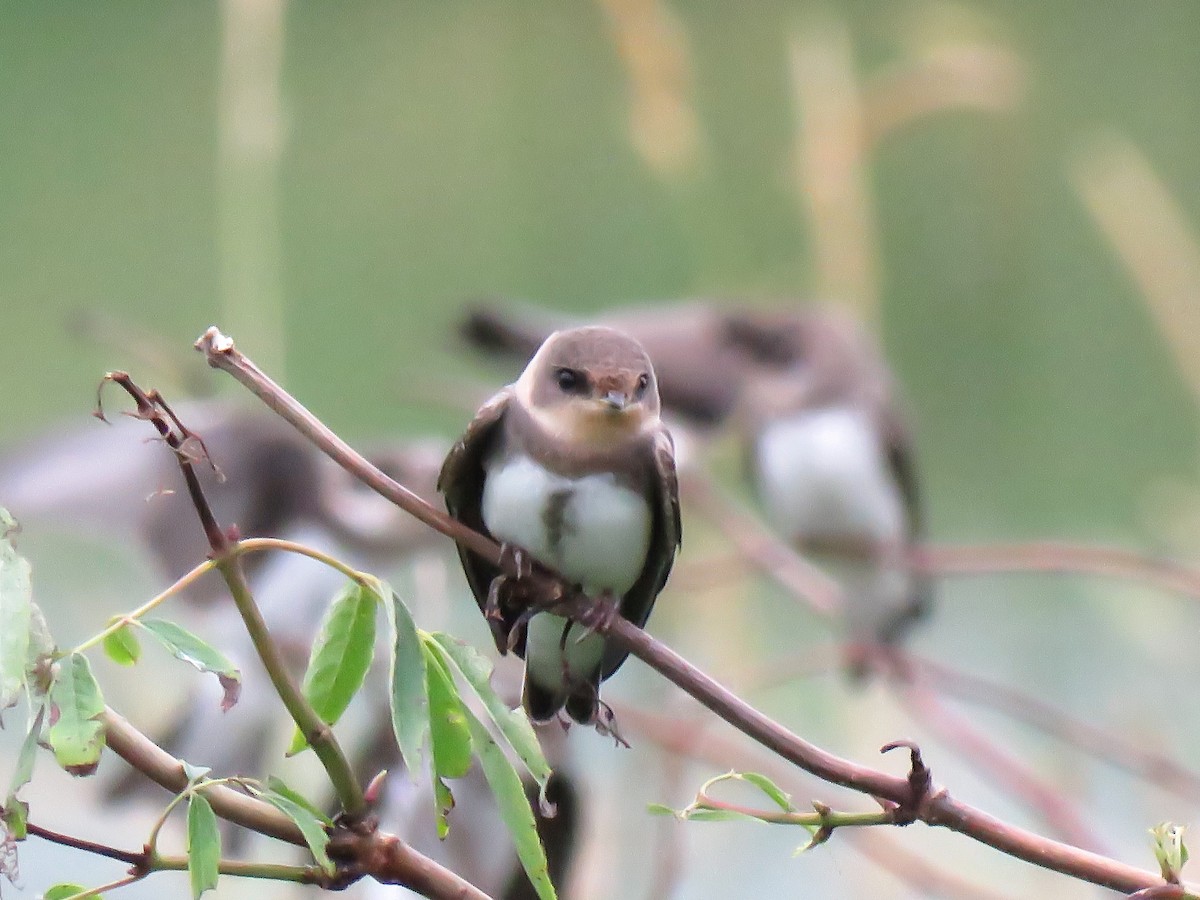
[3,2,1200,897]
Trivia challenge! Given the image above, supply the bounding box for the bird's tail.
[459,303,561,363]
[522,671,600,725]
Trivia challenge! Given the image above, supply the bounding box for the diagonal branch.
[195,326,1190,897]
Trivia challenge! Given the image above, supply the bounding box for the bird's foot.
[591,700,630,748]
[484,543,538,653]
[498,541,533,580]
[574,589,619,639]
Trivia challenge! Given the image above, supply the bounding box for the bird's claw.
[574,589,619,639]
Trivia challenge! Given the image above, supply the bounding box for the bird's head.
[517,326,661,444]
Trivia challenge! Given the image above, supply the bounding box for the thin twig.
[101,371,367,820]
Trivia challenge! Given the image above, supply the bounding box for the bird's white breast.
[481,454,652,595]
[755,406,904,545]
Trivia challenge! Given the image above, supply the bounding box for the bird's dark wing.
[600,427,682,680]
[878,405,934,643]
[437,389,515,652]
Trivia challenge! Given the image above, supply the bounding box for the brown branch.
[614,705,1017,900]
[915,542,1200,600]
[893,678,1108,852]
[195,326,1188,897]
[101,707,490,899]
[15,813,145,866]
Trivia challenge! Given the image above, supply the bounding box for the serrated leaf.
[258,787,334,875]
[140,620,240,711]
[43,884,92,900]
[739,772,794,812]
[102,621,141,668]
[288,582,377,755]
[265,776,333,826]
[187,793,220,899]
[0,511,32,711]
[46,653,105,775]
[423,643,473,779]
[381,581,428,781]
[463,707,555,900]
[430,633,551,795]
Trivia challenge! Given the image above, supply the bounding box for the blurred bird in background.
[461,300,931,670]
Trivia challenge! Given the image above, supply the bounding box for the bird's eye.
[556,368,586,394]
[635,373,650,398]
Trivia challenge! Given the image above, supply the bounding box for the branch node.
[880,739,934,825]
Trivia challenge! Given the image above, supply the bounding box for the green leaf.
[463,707,556,900]
[3,704,45,837]
[1151,822,1189,882]
[140,619,241,711]
[43,884,93,900]
[47,653,106,776]
[0,510,32,712]
[380,580,428,781]
[422,642,473,839]
[25,602,56,697]
[423,643,473,779]
[646,803,680,817]
[8,705,44,797]
[2,796,27,841]
[265,776,333,826]
[258,787,334,875]
[739,772,794,812]
[288,581,377,755]
[432,772,455,841]
[102,621,141,668]
[186,793,221,899]
[430,633,551,796]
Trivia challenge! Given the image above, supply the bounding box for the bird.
[458,299,931,663]
[733,309,931,663]
[438,326,681,725]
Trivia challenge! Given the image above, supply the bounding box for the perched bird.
[439,326,681,724]
[459,299,931,658]
[735,310,931,656]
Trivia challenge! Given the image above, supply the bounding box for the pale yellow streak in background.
[219,0,287,383]
[862,42,1025,149]
[596,0,703,179]
[1073,135,1200,558]
[1071,134,1200,408]
[789,22,879,324]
